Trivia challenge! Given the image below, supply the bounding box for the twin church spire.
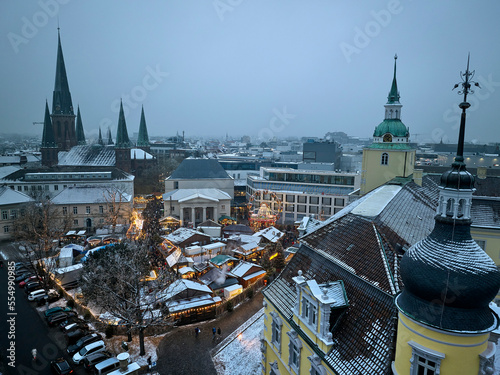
[41,29,151,167]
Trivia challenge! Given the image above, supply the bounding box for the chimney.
[117,352,130,371]
[412,169,423,186]
[477,166,487,179]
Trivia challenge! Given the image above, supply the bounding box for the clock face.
[383,134,392,142]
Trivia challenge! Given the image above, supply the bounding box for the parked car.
[15,272,33,282]
[62,321,89,334]
[72,340,106,365]
[45,306,72,318]
[60,317,86,330]
[25,281,43,294]
[19,275,40,287]
[28,289,47,301]
[67,333,102,356]
[36,291,61,306]
[47,311,77,327]
[82,352,112,372]
[50,357,74,375]
[66,329,88,345]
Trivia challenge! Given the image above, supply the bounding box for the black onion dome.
[439,161,475,190]
[396,216,500,332]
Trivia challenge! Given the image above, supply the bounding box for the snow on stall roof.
[230,262,258,278]
[160,279,212,301]
[166,248,182,267]
[165,228,208,244]
[166,294,220,313]
[54,263,83,274]
[242,270,266,281]
[203,242,225,250]
[351,185,402,218]
[178,267,195,275]
[253,226,284,243]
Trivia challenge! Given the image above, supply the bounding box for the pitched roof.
[164,228,209,245]
[163,189,231,202]
[168,158,230,180]
[0,187,33,206]
[51,185,132,205]
[264,245,396,375]
[470,198,500,228]
[58,145,115,166]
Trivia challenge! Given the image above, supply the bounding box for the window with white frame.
[308,355,327,375]
[381,152,389,165]
[10,210,17,219]
[270,311,282,353]
[301,296,317,329]
[3,225,9,233]
[62,206,68,215]
[86,206,91,214]
[269,360,281,375]
[73,206,78,215]
[1,210,7,220]
[287,330,302,373]
[409,341,444,375]
[99,205,104,214]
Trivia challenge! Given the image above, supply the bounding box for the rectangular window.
[1,210,7,220]
[62,207,68,215]
[221,205,225,210]
[3,225,9,233]
[99,205,104,214]
[309,206,319,214]
[323,207,331,215]
[302,297,317,329]
[86,206,91,214]
[73,219,78,225]
[17,186,22,191]
[322,197,331,205]
[54,185,59,191]
[286,195,295,203]
[270,312,282,353]
[285,204,294,212]
[297,205,306,213]
[334,198,345,206]
[297,196,307,204]
[99,219,104,224]
[309,196,319,205]
[73,207,78,215]
[23,186,28,191]
[10,210,17,219]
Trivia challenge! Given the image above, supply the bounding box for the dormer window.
[302,296,318,329]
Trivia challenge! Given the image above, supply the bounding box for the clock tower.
[360,55,416,195]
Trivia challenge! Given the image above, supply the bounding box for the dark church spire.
[52,29,74,115]
[76,106,86,145]
[387,54,400,104]
[115,100,131,148]
[97,127,104,145]
[107,127,113,145]
[42,100,56,148]
[136,106,150,148]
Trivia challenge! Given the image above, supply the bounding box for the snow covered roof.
[203,242,225,250]
[351,185,402,218]
[166,248,182,267]
[0,186,33,206]
[161,279,212,301]
[253,226,284,243]
[210,254,236,266]
[166,294,221,313]
[242,270,266,281]
[163,188,231,202]
[0,166,21,179]
[51,185,132,205]
[58,145,115,166]
[178,266,195,275]
[230,261,263,278]
[131,148,153,160]
[59,247,74,258]
[164,227,209,245]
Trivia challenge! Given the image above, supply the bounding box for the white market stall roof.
[166,295,222,313]
[178,267,195,275]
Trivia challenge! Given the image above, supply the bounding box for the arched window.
[381,153,389,165]
[446,198,455,217]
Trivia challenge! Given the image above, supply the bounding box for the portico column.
[180,206,184,226]
[191,207,196,225]
[203,207,207,222]
[214,206,218,222]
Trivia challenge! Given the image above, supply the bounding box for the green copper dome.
[373,118,409,138]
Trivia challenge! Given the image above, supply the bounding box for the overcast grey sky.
[1,1,499,144]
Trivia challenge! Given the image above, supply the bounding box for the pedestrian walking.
[217,327,221,336]
[195,327,200,338]
[212,327,216,339]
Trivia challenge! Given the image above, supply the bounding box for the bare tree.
[102,187,132,234]
[80,242,175,355]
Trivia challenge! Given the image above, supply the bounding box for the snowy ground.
[212,308,264,375]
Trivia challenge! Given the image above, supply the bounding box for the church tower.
[115,100,131,173]
[393,56,500,375]
[360,55,415,195]
[136,106,151,153]
[41,101,58,167]
[76,105,86,145]
[51,30,77,151]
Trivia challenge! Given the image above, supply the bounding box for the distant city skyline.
[1,1,500,144]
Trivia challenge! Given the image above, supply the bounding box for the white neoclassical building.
[163,188,231,227]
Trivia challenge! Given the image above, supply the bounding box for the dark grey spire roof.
[76,106,86,145]
[52,31,74,115]
[169,159,230,180]
[41,101,56,148]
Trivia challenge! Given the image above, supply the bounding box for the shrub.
[66,298,75,308]
[226,300,234,312]
[83,310,92,321]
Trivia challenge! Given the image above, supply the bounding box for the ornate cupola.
[373,55,410,145]
[393,55,500,375]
